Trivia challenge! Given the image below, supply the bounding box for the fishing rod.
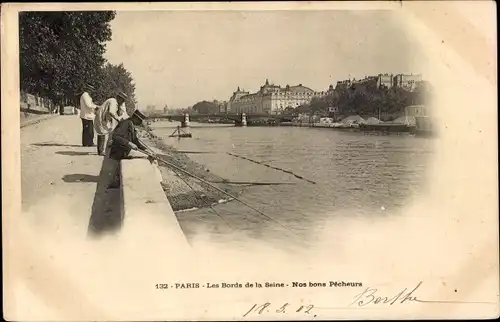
[137,138,163,157]
[135,148,298,235]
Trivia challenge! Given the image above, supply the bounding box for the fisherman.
[79,83,99,147]
[94,92,129,156]
[103,109,155,189]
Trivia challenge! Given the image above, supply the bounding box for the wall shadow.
[87,156,123,238]
[56,151,97,156]
[62,174,100,183]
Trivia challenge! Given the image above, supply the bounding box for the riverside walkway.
[21,114,121,238]
[20,114,189,242]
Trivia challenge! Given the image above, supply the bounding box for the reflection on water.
[151,122,434,248]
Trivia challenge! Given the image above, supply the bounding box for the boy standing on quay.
[101,109,155,189]
[94,92,129,156]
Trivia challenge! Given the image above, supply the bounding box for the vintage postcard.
[1,1,498,320]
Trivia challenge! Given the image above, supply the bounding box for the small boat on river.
[169,126,192,138]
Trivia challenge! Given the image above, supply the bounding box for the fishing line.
[171,151,217,154]
[137,149,298,235]
[139,137,234,229]
[141,136,313,183]
[227,152,316,184]
[208,180,297,186]
[170,167,235,231]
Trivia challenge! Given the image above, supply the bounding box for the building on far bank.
[393,74,422,91]
[216,100,228,113]
[228,79,333,114]
[377,73,394,89]
[375,73,423,91]
[404,104,428,117]
[334,79,353,91]
[350,76,378,92]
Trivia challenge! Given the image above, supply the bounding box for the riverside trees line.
[296,79,433,119]
[19,11,137,114]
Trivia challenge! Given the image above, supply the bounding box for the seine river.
[151,121,435,249]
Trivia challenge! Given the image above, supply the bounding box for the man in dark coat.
[101,109,155,189]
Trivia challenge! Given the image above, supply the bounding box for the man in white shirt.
[79,83,98,147]
[94,92,129,156]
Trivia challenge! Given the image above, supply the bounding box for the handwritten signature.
[349,281,424,307]
[350,281,497,307]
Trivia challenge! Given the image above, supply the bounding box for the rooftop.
[283,84,314,93]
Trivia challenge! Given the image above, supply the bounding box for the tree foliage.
[296,81,432,118]
[93,63,138,115]
[19,11,116,106]
[192,100,219,114]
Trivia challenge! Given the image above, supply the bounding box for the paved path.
[21,114,120,239]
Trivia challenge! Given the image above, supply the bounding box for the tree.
[192,100,219,114]
[93,63,137,115]
[308,96,329,115]
[295,104,309,115]
[183,106,195,115]
[19,11,116,110]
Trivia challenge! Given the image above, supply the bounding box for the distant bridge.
[146,112,295,127]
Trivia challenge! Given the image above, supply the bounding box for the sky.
[104,10,427,110]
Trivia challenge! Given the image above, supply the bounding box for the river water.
[151,121,435,249]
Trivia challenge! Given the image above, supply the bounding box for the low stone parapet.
[120,151,189,246]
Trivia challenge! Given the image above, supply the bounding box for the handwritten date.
[243,302,315,317]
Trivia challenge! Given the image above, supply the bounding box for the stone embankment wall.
[21,91,79,116]
[120,149,189,245]
[20,91,56,114]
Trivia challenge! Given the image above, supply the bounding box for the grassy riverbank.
[137,125,244,212]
